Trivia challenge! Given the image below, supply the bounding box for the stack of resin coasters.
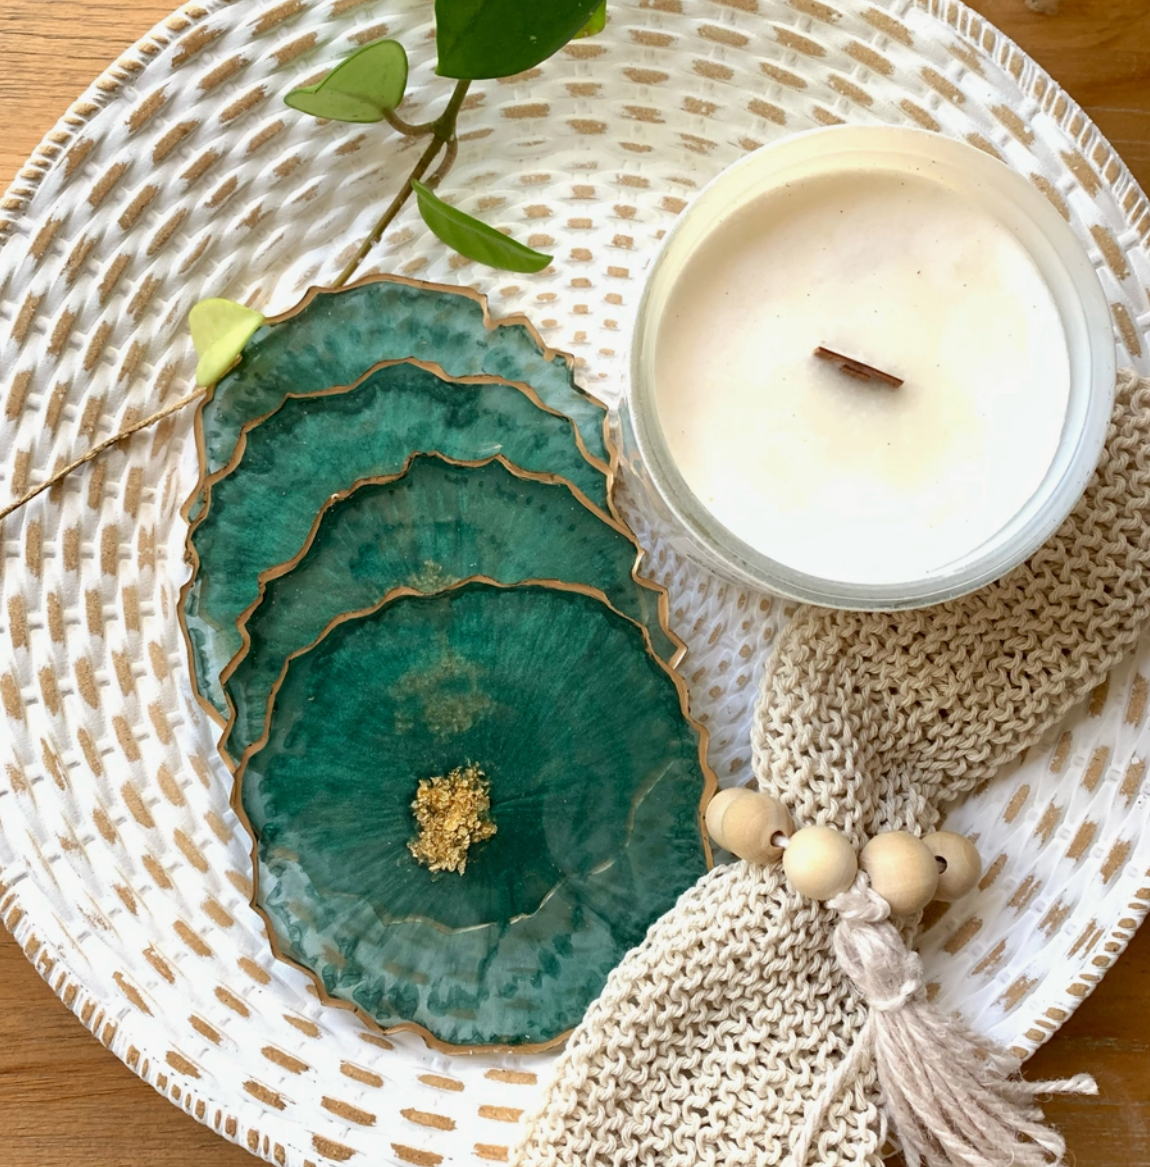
[179,276,715,1051]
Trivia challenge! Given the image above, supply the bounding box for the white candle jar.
[625,126,1116,610]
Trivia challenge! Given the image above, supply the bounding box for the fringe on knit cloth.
[512,371,1150,1167]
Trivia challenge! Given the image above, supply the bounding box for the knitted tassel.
[789,876,1097,1167]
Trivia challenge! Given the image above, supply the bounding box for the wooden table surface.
[2,1,1149,1164]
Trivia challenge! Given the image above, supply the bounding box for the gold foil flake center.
[408,764,497,874]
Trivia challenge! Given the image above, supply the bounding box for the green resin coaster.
[222,453,680,764]
[183,361,609,717]
[196,276,610,489]
[238,580,712,1049]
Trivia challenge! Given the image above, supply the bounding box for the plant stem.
[425,136,458,190]
[0,385,207,523]
[0,82,474,526]
[384,108,436,137]
[334,78,471,289]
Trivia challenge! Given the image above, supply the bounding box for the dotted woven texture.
[515,370,1150,1167]
[0,1,1148,1165]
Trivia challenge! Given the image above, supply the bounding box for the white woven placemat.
[1,1,1148,1164]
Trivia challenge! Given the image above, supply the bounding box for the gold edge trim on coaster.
[193,353,610,515]
[264,271,615,463]
[228,574,717,1057]
[176,562,232,733]
[216,449,685,735]
[176,353,628,733]
[178,271,617,534]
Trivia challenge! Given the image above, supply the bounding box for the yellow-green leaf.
[285,39,408,123]
[189,298,265,386]
[412,180,552,274]
[577,2,606,38]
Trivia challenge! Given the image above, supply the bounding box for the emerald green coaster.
[223,454,679,763]
[239,581,711,1049]
[196,276,610,485]
[183,361,608,716]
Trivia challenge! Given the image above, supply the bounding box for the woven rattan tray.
[1,1,1149,1164]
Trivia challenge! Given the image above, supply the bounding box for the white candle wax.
[654,168,1072,584]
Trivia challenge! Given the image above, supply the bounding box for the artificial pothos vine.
[0,0,606,523]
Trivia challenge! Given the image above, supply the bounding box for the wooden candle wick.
[814,346,904,389]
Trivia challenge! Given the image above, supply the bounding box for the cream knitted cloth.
[514,370,1150,1167]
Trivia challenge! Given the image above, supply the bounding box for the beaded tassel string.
[708,789,1096,1167]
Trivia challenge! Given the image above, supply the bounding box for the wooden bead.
[860,831,939,915]
[705,788,792,864]
[923,831,982,902]
[782,825,857,900]
[704,788,752,850]
[700,784,751,849]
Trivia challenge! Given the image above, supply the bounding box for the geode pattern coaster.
[183,360,611,715]
[176,275,707,1052]
[222,453,680,763]
[239,580,711,1049]
[196,275,611,488]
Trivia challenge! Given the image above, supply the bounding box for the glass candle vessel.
[626,126,1116,609]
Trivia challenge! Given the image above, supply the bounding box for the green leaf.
[284,38,408,123]
[577,2,607,38]
[435,0,604,80]
[412,180,552,274]
[189,298,265,386]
